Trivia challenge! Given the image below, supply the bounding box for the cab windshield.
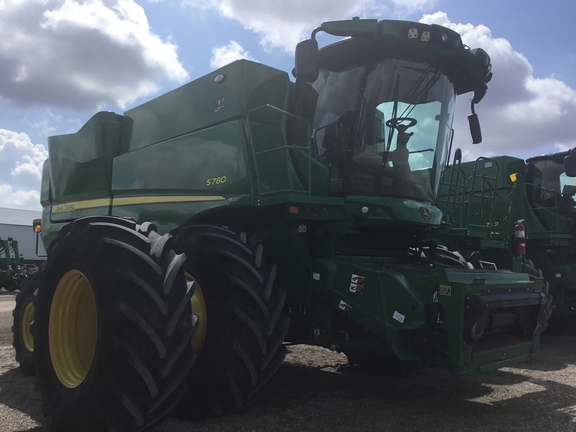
[312,58,456,203]
[529,159,576,211]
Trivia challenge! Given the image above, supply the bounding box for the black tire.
[12,265,43,375]
[3,276,19,292]
[35,216,195,432]
[525,258,553,334]
[172,224,290,416]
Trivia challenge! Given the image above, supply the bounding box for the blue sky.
[1,0,575,210]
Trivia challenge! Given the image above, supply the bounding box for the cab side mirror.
[565,154,576,177]
[468,113,482,144]
[294,39,319,83]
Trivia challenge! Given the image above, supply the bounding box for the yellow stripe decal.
[52,198,112,214]
[113,196,226,206]
[52,196,226,214]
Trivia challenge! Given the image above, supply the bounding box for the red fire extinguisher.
[514,220,526,255]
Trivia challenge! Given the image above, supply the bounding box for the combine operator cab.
[526,150,576,227]
[314,54,454,201]
[296,19,490,204]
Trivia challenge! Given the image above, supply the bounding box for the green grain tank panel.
[112,120,251,195]
[121,60,290,153]
[45,60,292,225]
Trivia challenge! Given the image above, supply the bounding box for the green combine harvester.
[0,237,28,292]
[27,18,551,431]
[438,148,575,328]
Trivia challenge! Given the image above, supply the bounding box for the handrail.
[247,104,313,196]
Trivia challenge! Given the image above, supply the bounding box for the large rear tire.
[12,266,43,375]
[35,216,195,432]
[172,225,289,416]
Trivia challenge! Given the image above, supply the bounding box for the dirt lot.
[1,290,575,432]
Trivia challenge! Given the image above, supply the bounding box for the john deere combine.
[438,148,575,328]
[29,18,550,431]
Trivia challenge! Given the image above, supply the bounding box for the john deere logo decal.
[420,206,429,219]
[213,95,226,113]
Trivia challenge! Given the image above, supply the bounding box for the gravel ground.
[1,290,575,432]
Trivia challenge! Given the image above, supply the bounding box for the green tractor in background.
[26,18,551,432]
[0,238,28,292]
[1,237,39,376]
[438,148,576,329]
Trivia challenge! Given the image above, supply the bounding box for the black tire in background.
[12,265,44,375]
[3,276,19,292]
[35,216,196,432]
[525,258,553,335]
[172,225,290,417]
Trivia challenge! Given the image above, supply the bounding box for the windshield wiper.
[399,65,444,119]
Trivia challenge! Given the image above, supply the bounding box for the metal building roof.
[0,207,42,227]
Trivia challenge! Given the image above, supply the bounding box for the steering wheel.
[385,117,417,129]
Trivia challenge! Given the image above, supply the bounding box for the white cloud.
[210,41,256,69]
[420,12,576,160]
[0,0,189,110]
[0,185,41,210]
[183,0,398,52]
[0,129,48,210]
[23,109,62,138]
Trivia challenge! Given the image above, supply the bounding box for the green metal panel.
[122,60,290,153]
[48,111,124,221]
[112,120,251,195]
[304,256,542,373]
[311,257,428,360]
[345,196,442,226]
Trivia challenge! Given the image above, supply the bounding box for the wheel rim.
[49,270,98,388]
[186,273,207,354]
[22,301,35,352]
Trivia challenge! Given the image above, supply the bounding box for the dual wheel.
[34,217,195,431]
[30,217,288,431]
[172,225,289,416]
[12,266,42,375]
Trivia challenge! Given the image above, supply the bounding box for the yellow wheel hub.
[186,273,207,354]
[49,270,98,389]
[22,301,35,352]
